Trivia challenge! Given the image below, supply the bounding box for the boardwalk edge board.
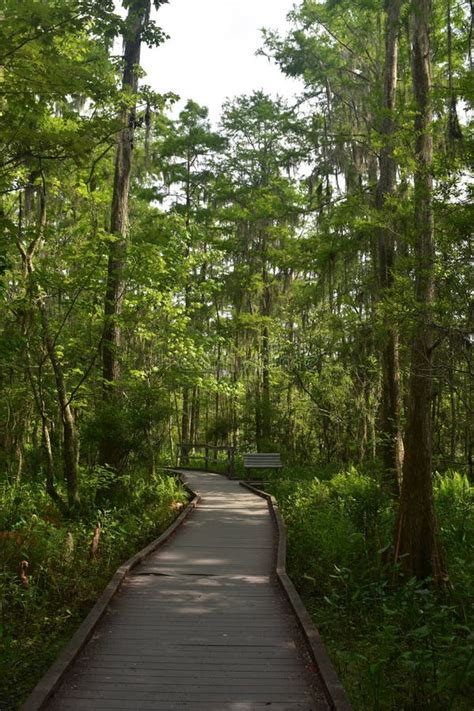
[20,475,200,711]
[240,480,353,711]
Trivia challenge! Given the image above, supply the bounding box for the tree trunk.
[394,0,446,582]
[190,385,199,445]
[40,310,80,508]
[37,193,80,508]
[214,341,221,460]
[261,323,271,447]
[180,161,195,464]
[181,387,190,464]
[255,369,262,452]
[19,187,80,509]
[376,0,404,495]
[25,354,65,511]
[42,415,66,510]
[100,0,150,468]
[260,237,271,449]
[232,324,241,450]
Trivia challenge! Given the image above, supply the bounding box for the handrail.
[178,443,234,451]
[176,442,235,477]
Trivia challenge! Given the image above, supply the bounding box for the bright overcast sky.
[142,0,302,122]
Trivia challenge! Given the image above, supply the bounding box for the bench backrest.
[243,453,282,468]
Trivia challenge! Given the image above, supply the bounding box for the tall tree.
[154,100,224,461]
[394,0,446,581]
[100,0,154,468]
[376,0,404,494]
[219,93,304,451]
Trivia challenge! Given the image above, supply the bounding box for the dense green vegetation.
[1,469,187,707]
[0,0,472,708]
[267,467,474,709]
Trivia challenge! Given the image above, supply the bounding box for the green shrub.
[269,466,474,710]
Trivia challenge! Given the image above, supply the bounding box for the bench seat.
[243,453,282,469]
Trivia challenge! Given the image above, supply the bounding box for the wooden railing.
[177,443,235,477]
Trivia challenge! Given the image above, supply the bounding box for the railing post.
[180,442,189,466]
[228,447,235,479]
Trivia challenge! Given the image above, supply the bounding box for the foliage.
[0,470,188,708]
[267,468,474,709]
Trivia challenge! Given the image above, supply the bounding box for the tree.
[218,92,305,451]
[375,0,404,494]
[16,182,80,509]
[100,0,165,468]
[394,0,446,582]
[154,100,225,462]
[0,0,119,507]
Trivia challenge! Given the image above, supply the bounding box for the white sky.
[142,0,302,122]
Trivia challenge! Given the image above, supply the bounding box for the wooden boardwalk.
[46,470,330,710]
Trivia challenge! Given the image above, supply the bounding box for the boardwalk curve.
[25,470,345,710]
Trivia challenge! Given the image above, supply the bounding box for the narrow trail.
[46,470,329,710]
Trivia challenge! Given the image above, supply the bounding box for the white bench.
[243,453,283,471]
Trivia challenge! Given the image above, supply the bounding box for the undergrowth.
[267,467,474,710]
[0,468,188,710]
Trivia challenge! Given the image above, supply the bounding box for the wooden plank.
[57,689,312,700]
[72,669,306,678]
[79,649,300,660]
[59,679,309,692]
[244,458,281,462]
[79,668,307,677]
[244,458,282,462]
[79,656,299,665]
[52,702,316,711]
